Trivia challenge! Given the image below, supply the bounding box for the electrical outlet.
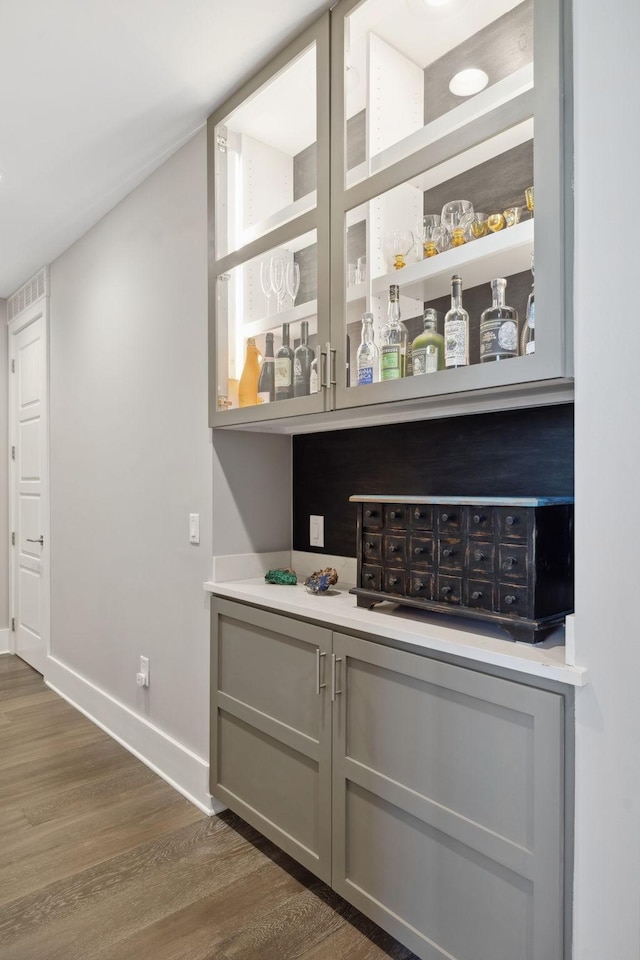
[189,513,200,544]
[309,515,324,548]
[136,656,150,687]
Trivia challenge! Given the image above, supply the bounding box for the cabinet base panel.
[351,587,568,644]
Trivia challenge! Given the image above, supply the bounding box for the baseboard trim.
[45,655,225,816]
[0,629,10,654]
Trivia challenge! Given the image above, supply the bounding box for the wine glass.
[269,256,286,313]
[285,261,300,308]
[441,200,474,247]
[383,230,414,270]
[420,214,449,258]
[487,213,506,233]
[259,259,274,316]
[469,213,489,240]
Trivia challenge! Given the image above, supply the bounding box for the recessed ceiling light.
[449,68,489,97]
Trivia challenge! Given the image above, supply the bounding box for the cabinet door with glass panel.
[331,0,570,413]
[209,15,331,426]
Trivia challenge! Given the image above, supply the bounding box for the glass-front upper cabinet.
[331,0,570,412]
[209,15,330,426]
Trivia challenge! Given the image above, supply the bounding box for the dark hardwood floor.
[0,655,416,960]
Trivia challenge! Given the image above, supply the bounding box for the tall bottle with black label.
[380,284,407,380]
[257,331,275,404]
[480,278,519,362]
[444,275,469,368]
[293,321,314,397]
[275,322,294,400]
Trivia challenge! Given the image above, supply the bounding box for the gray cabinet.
[211,598,567,959]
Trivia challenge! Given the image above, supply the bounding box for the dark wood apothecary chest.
[350,496,574,643]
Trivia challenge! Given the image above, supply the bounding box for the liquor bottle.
[293,321,314,397]
[444,275,469,368]
[257,331,275,404]
[521,255,535,356]
[238,336,261,407]
[380,284,408,380]
[411,308,445,375]
[309,347,320,394]
[356,313,379,385]
[480,278,519,362]
[275,322,294,400]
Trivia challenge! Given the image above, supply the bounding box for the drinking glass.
[270,256,286,313]
[504,206,524,227]
[259,259,274,316]
[469,213,489,239]
[356,256,367,283]
[525,186,534,214]
[487,213,506,233]
[441,200,474,247]
[383,230,414,270]
[346,263,357,287]
[421,214,449,258]
[285,261,301,307]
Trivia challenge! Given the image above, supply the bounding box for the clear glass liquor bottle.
[521,255,535,356]
[411,308,445,374]
[380,284,408,380]
[356,313,379,385]
[480,278,519,362]
[293,320,314,397]
[444,275,469,368]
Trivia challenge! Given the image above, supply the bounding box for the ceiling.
[0,0,332,298]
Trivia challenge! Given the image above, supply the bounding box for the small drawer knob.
[503,557,516,569]
[414,580,424,591]
[414,509,423,520]
[505,515,517,526]
[505,594,517,605]
[442,548,454,558]
[365,509,375,518]
[441,586,452,596]
[364,573,374,580]
[471,590,483,600]
[474,551,485,562]
[473,514,484,524]
[389,511,397,519]
[389,577,399,586]
[441,512,449,522]
[389,545,398,553]
[365,541,374,549]
[414,546,423,556]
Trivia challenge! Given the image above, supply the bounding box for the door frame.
[8,294,51,672]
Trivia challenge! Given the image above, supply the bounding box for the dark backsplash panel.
[293,404,574,557]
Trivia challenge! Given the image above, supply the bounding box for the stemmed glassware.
[260,259,274,316]
[269,256,286,313]
[441,200,474,247]
[285,261,300,309]
[383,229,414,270]
[420,214,449,258]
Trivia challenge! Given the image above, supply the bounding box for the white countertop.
[204,577,587,687]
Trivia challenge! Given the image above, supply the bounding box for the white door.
[9,302,49,675]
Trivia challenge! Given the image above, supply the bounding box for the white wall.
[48,129,216,809]
[0,299,8,645]
[572,1,640,956]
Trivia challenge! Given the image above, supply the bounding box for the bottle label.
[274,357,292,388]
[527,302,535,328]
[257,391,270,404]
[412,347,438,376]
[357,365,374,385]
[480,318,518,361]
[445,320,468,367]
[381,345,402,380]
[525,341,535,355]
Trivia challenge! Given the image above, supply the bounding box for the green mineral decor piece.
[265,568,298,585]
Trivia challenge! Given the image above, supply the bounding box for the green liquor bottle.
[411,308,445,374]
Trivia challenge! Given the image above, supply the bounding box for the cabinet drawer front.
[384,534,407,566]
[410,535,433,566]
[438,538,463,572]
[466,579,494,611]
[498,543,529,583]
[409,572,433,600]
[410,505,433,531]
[496,507,529,541]
[362,503,383,529]
[362,534,381,562]
[466,540,495,578]
[498,583,530,616]
[361,565,382,591]
[436,575,462,604]
[436,506,463,534]
[384,569,406,595]
[384,504,407,529]
[466,506,494,539]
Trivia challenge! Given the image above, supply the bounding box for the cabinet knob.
[364,573,374,580]
[365,509,376,518]
[389,577,399,586]
[414,509,423,520]
[502,556,516,570]
[471,590,483,600]
[414,546,423,555]
[474,551,485,562]
[365,541,374,549]
[472,514,485,524]
[414,580,424,591]
[389,545,398,553]
[389,511,397,519]
[442,548,454,558]
[441,513,449,522]
[505,594,517,605]
[505,515,518,527]
[441,586,452,596]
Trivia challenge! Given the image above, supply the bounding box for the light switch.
[189,513,200,544]
[309,515,324,548]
